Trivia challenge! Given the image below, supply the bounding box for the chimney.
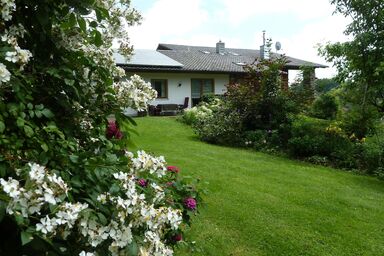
[216,40,225,54]
[260,30,270,60]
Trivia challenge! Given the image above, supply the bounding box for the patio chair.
[178,97,189,111]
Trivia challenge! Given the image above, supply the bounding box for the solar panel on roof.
[114,49,183,67]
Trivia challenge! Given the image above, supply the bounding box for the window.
[191,79,214,106]
[151,79,168,98]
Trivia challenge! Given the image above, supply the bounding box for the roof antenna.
[262,30,266,46]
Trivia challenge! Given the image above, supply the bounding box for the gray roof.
[119,43,327,73]
[114,49,183,67]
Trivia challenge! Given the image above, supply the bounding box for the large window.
[151,79,168,98]
[191,79,214,106]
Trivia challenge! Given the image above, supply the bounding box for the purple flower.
[138,178,148,187]
[106,120,123,140]
[184,197,197,210]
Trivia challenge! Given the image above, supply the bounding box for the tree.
[315,78,339,94]
[320,0,384,114]
[226,55,288,131]
[0,1,201,255]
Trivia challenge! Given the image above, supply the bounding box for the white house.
[115,42,326,115]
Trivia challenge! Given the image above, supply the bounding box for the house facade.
[123,72,229,108]
[115,42,326,114]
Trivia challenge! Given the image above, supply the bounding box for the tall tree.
[320,0,384,113]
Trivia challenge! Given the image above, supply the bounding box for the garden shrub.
[226,55,297,131]
[0,1,202,255]
[179,98,222,125]
[287,116,355,167]
[340,107,377,139]
[243,129,281,151]
[358,130,384,175]
[193,102,243,146]
[200,94,223,104]
[310,93,338,120]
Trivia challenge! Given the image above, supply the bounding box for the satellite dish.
[275,41,282,51]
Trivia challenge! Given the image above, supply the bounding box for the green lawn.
[132,117,384,256]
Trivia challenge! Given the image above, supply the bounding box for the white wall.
[125,72,229,108]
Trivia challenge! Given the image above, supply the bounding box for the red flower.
[106,120,123,140]
[172,233,183,242]
[167,166,180,173]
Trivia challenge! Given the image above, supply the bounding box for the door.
[191,79,214,106]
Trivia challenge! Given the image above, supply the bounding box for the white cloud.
[221,0,335,26]
[276,14,351,79]
[129,0,208,48]
[128,0,352,79]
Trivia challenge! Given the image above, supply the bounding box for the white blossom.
[114,75,157,111]
[1,0,15,21]
[36,216,55,234]
[131,150,167,177]
[79,251,95,256]
[29,162,46,184]
[5,51,18,63]
[0,62,11,84]
[0,177,20,198]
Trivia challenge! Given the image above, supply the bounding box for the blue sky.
[128,0,351,79]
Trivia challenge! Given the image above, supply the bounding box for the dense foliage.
[309,93,338,120]
[226,56,296,132]
[0,1,201,255]
[320,0,384,118]
[180,51,383,176]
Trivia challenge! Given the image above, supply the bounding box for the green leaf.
[94,30,102,47]
[0,121,5,133]
[41,143,49,152]
[95,9,104,22]
[126,116,137,126]
[24,125,34,137]
[97,212,108,226]
[70,176,82,188]
[106,153,118,164]
[126,239,139,256]
[41,109,54,118]
[64,79,75,86]
[0,163,6,177]
[109,183,120,194]
[77,17,87,32]
[16,117,25,127]
[69,155,79,163]
[7,103,18,116]
[89,21,98,28]
[15,213,25,225]
[35,110,42,118]
[69,13,76,27]
[0,200,6,222]
[35,104,44,110]
[21,231,34,246]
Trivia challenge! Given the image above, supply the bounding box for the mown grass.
[131,117,384,256]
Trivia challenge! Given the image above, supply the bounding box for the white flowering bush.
[179,98,222,125]
[0,0,202,255]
